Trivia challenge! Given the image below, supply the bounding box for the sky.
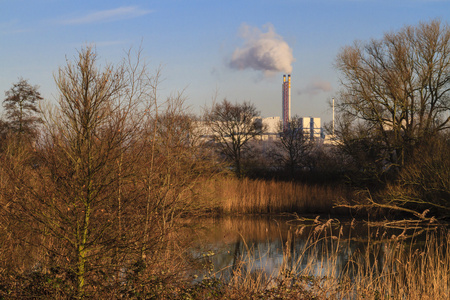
[1,0,450,125]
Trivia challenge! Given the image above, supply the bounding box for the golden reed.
[200,177,350,214]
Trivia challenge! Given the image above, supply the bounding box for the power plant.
[199,74,327,144]
[280,74,323,140]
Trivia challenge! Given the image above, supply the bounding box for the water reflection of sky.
[188,216,426,281]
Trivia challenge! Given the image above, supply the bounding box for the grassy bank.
[200,176,352,215]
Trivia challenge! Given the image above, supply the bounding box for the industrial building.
[258,116,323,141]
[258,74,324,142]
[199,74,327,143]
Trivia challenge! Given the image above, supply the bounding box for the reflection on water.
[187,216,425,281]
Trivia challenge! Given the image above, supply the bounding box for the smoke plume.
[297,80,332,95]
[229,23,294,76]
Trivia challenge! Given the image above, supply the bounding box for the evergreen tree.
[3,78,43,136]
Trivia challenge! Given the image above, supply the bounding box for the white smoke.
[229,23,295,76]
[297,80,332,95]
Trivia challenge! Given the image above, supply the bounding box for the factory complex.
[198,74,333,145]
[257,74,327,143]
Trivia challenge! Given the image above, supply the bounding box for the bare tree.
[204,99,265,177]
[335,19,450,173]
[3,78,43,137]
[273,116,312,176]
[1,46,151,298]
[334,19,450,218]
[0,46,220,297]
[332,113,389,183]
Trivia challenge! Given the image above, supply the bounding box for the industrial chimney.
[282,74,291,130]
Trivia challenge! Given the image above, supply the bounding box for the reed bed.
[188,221,449,299]
[202,177,350,214]
[346,229,450,299]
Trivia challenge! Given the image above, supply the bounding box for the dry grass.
[201,176,350,214]
[346,229,450,299]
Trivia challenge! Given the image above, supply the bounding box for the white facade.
[259,116,280,141]
[195,116,324,143]
[258,116,323,141]
[299,117,322,140]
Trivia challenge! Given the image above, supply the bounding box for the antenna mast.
[332,97,335,136]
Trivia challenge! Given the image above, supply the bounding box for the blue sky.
[1,0,449,124]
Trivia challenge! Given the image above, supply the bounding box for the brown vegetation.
[0,46,217,299]
[204,177,351,214]
[333,19,450,219]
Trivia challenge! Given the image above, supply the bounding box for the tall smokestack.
[282,74,291,130]
[288,74,291,122]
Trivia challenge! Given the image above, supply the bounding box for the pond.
[186,215,432,282]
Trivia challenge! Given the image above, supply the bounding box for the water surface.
[187,215,426,281]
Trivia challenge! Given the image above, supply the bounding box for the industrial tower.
[282,74,291,130]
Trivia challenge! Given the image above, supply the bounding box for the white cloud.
[60,6,152,25]
[228,23,295,77]
[0,20,31,34]
[69,40,129,48]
